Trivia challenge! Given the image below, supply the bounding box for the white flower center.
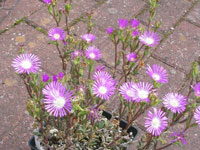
[137,89,149,99]
[21,60,32,69]
[74,51,79,56]
[145,37,154,45]
[152,73,160,81]
[53,97,66,108]
[98,86,107,95]
[170,98,179,107]
[151,117,161,129]
[131,57,135,61]
[89,53,95,59]
[126,90,135,97]
[54,33,60,40]
[85,37,91,42]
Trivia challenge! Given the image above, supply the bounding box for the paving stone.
[27,0,97,30]
[0,119,33,150]
[153,21,200,73]
[93,0,145,30]
[186,1,200,26]
[139,0,193,32]
[0,22,62,75]
[0,0,43,30]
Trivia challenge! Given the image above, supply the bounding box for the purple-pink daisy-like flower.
[53,75,57,82]
[132,82,153,102]
[12,53,41,74]
[48,28,66,41]
[126,52,137,62]
[42,81,72,117]
[71,50,82,58]
[132,30,140,37]
[93,71,116,86]
[42,73,49,82]
[162,93,187,114]
[92,80,116,100]
[194,106,200,126]
[119,82,136,102]
[192,83,200,97]
[107,27,113,35]
[58,72,64,79]
[81,34,96,43]
[118,19,129,29]
[43,0,51,4]
[145,108,168,136]
[171,131,187,145]
[85,46,102,60]
[139,31,160,47]
[146,64,168,83]
[131,19,140,28]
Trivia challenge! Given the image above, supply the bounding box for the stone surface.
[139,0,193,32]
[93,0,145,30]
[0,0,43,30]
[153,21,200,73]
[27,0,98,30]
[186,1,200,26]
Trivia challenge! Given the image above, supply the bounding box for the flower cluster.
[11,1,200,150]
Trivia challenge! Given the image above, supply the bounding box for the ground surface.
[0,0,200,149]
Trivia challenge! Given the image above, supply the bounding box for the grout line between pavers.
[0,5,45,35]
[184,18,200,28]
[148,0,200,74]
[151,53,186,74]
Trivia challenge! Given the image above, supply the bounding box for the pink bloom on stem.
[92,71,116,100]
[145,108,168,136]
[92,80,116,100]
[132,30,140,37]
[81,34,96,43]
[48,28,66,41]
[43,0,52,4]
[139,31,160,47]
[58,72,64,79]
[146,64,168,83]
[194,106,200,127]
[171,131,187,145]
[119,82,136,102]
[12,53,41,74]
[42,81,73,117]
[53,75,58,82]
[71,50,82,58]
[85,46,102,60]
[126,52,137,62]
[42,73,49,82]
[162,93,187,114]
[107,27,113,34]
[131,19,140,28]
[118,19,129,29]
[192,82,200,97]
[132,82,154,102]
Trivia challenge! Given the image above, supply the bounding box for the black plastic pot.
[28,111,138,150]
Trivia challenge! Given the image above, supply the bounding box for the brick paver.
[139,0,193,32]
[185,1,200,27]
[153,21,200,72]
[0,0,43,30]
[93,0,145,30]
